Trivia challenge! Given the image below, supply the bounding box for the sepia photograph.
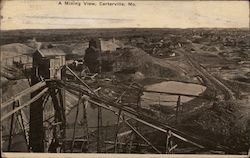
[0,0,249,157]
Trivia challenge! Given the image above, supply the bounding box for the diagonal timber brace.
[61,82,206,149]
[1,87,49,121]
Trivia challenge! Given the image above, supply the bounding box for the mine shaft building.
[84,38,140,73]
[33,48,66,80]
[84,39,101,73]
[84,38,120,73]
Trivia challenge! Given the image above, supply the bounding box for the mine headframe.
[29,48,67,152]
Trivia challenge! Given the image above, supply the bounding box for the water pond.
[141,81,206,108]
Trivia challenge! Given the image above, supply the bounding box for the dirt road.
[181,48,235,100]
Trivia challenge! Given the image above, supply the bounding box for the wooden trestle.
[1,65,231,153]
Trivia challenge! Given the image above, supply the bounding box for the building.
[33,48,66,80]
[84,40,100,73]
[84,38,121,72]
[94,38,120,52]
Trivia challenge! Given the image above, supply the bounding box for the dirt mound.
[195,101,249,151]
[0,77,8,88]
[71,43,88,56]
[119,48,183,79]
[1,79,30,134]
[0,43,34,60]
[207,46,220,52]
[52,44,73,54]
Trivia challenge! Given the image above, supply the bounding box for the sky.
[1,0,249,30]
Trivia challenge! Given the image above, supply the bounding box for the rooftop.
[36,48,66,57]
[99,39,120,52]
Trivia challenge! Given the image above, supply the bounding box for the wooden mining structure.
[1,49,231,154]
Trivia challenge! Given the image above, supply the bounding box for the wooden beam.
[65,66,98,97]
[1,81,46,109]
[7,102,16,151]
[1,87,48,121]
[81,97,89,152]
[104,141,149,147]
[122,117,161,154]
[70,93,82,152]
[60,82,206,150]
[16,100,29,151]
[114,109,122,153]
[144,90,200,98]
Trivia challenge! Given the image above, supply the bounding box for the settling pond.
[141,81,207,108]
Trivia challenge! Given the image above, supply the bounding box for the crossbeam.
[1,87,48,121]
[62,84,206,149]
[143,90,200,98]
[65,66,98,97]
[1,81,46,109]
[122,117,162,154]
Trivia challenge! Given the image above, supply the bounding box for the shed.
[33,48,66,80]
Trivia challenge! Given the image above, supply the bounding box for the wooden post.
[104,121,109,153]
[165,130,170,153]
[128,133,134,153]
[176,96,181,124]
[97,88,103,153]
[135,89,142,153]
[97,105,102,153]
[123,118,161,154]
[114,109,122,153]
[165,130,177,154]
[81,96,89,152]
[16,100,29,151]
[8,102,16,151]
[58,87,66,152]
[70,93,81,152]
[61,66,67,151]
[29,66,44,152]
